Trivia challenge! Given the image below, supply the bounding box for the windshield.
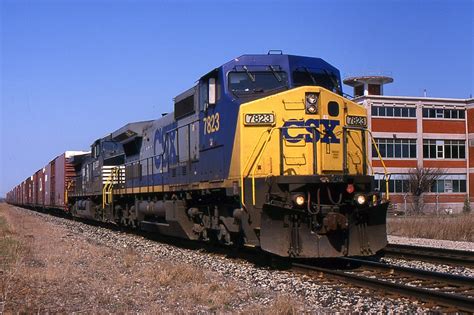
[228,71,288,96]
[103,141,118,152]
[292,67,342,94]
[102,141,121,158]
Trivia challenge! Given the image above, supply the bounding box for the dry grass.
[152,262,204,286]
[245,294,301,315]
[148,262,244,311]
[0,208,24,314]
[387,213,474,241]
[267,295,299,315]
[122,246,139,268]
[0,204,307,313]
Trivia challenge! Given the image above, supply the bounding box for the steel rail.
[340,257,474,287]
[293,261,474,312]
[384,244,474,267]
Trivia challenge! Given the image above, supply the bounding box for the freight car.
[7,151,89,210]
[7,53,390,258]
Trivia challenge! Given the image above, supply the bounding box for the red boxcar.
[49,151,89,210]
[33,170,40,207]
[21,181,26,206]
[25,176,32,205]
[37,168,46,207]
[44,163,52,207]
[6,151,88,210]
[14,186,19,204]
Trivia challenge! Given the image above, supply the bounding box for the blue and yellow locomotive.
[69,53,389,258]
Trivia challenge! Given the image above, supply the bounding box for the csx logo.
[282,119,340,144]
[154,125,177,169]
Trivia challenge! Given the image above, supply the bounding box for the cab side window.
[199,82,208,111]
[199,74,220,111]
[93,143,101,158]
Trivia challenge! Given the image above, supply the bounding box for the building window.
[372,105,416,118]
[375,174,467,194]
[372,138,416,158]
[368,84,381,95]
[430,175,466,193]
[355,85,364,97]
[423,139,465,159]
[422,108,465,119]
[444,140,466,159]
[374,174,410,193]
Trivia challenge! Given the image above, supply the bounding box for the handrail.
[366,129,391,199]
[241,124,390,206]
[121,153,165,192]
[240,128,273,208]
[102,166,119,209]
[122,153,165,168]
[64,180,73,209]
[251,128,278,205]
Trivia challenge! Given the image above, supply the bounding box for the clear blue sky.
[1,0,473,196]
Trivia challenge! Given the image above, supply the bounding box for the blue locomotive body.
[122,54,343,189]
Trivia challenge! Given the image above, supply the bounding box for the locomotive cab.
[232,83,388,257]
[217,54,389,258]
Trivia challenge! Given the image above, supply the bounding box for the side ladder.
[102,166,120,209]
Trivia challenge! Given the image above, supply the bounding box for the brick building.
[344,76,474,213]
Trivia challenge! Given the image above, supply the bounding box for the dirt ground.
[0,203,298,313]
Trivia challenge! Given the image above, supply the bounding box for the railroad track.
[294,258,474,312]
[384,244,474,267]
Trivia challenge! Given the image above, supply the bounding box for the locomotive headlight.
[306,93,318,104]
[305,93,319,114]
[355,194,367,205]
[307,104,318,114]
[293,194,305,206]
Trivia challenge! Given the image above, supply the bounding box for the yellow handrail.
[240,128,274,208]
[65,180,72,208]
[250,128,279,205]
[240,125,390,207]
[102,167,119,209]
[244,125,320,206]
[366,130,390,199]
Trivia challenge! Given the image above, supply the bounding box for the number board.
[346,115,367,127]
[244,113,275,126]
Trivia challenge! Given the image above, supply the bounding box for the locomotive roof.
[94,120,153,145]
[199,53,340,83]
[110,120,154,143]
[206,53,336,74]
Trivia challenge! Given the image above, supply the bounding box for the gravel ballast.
[388,235,474,252]
[385,235,474,277]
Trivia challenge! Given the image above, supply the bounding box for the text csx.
[282,119,341,143]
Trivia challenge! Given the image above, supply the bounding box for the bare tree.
[406,167,444,214]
